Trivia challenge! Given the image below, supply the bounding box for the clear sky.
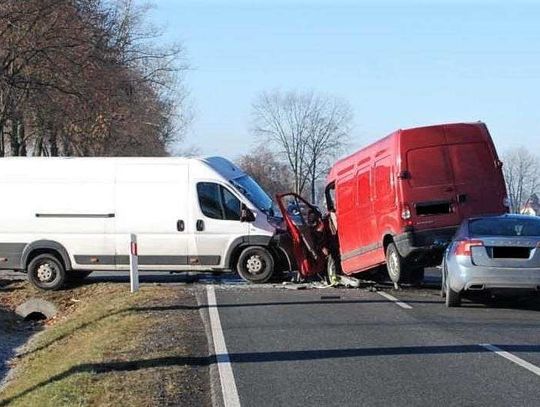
[147,0,540,160]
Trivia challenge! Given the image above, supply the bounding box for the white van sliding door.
[192,181,250,270]
[114,164,192,271]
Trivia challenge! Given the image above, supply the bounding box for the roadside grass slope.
[0,282,210,407]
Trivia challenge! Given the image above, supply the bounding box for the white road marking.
[207,285,241,407]
[377,291,413,309]
[479,343,540,377]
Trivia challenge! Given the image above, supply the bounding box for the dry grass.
[0,282,211,407]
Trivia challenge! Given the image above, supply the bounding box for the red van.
[277,122,508,284]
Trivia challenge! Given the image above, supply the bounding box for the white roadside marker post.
[130,233,139,293]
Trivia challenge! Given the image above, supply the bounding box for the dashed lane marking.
[377,291,413,309]
[479,343,540,377]
[207,285,241,407]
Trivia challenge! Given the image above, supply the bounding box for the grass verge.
[0,281,211,407]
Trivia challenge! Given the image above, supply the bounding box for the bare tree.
[502,148,540,213]
[251,90,352,202]
[237,146,292,199]
[0,0,190,157]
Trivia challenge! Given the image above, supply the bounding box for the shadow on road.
[3,343,540,406]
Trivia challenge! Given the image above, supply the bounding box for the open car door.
[276,193,328,278]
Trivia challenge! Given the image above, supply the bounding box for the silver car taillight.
[454,239,484,256]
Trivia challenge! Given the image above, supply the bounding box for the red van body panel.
[326,122,507,276]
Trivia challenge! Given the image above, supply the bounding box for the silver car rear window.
[469,218,540,237]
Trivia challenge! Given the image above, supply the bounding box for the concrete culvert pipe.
[15,298,57,321]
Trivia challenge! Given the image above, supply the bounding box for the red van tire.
[326,255,338,285]
[385,243,408,284]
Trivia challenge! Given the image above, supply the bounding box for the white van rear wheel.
[237,247,274,283]
[27,253,66,291]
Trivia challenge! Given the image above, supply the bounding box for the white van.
[0,157,292,290]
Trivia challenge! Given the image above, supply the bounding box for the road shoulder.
[0,281,212,407]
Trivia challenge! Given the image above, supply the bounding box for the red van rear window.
[407,146,452,188]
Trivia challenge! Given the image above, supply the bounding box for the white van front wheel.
[236,247,274,284]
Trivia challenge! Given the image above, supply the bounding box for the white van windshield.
[230,175,276,216]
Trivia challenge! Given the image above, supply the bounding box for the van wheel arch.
[383,235,395,254]
[22,241,72,271]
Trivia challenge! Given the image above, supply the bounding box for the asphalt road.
[205,275,540,407]
[4,269,540,406]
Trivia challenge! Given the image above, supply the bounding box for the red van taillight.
[401,204,412,220]
[401,204,413,227]
[454,240,484,256]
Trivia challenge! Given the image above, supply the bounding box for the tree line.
[0,0,188,157]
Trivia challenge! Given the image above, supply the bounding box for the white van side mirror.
[240,204,256,222]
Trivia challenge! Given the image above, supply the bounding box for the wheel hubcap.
[389,252,399,277]
[246,255,263,274]
[36,263,56,282]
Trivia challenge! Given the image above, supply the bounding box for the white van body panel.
[0,157,276,273]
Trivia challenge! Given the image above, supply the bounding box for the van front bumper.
[271,231,297,272]
[394,227,457,263]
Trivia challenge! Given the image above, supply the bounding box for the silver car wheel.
[440,261,446,298]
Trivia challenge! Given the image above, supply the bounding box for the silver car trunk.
[471,237,540,268]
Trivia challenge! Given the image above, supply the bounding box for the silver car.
[442,214,540,307]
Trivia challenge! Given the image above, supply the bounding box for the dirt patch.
[0,281,211,407]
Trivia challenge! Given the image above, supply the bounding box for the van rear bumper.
[394,226,457,263]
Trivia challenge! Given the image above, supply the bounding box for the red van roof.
[327,122,488,183]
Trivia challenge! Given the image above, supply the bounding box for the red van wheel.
[386,243,408,285]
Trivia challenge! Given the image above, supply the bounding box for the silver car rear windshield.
[469,217,540,237]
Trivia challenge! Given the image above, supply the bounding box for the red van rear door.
[405,144,462,229]
[404,125,506,230]
[444,127,506,218]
